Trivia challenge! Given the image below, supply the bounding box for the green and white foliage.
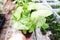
[12,0,53,34]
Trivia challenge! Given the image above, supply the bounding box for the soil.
[22,31,32,38]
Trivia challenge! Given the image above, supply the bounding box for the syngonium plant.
[12,0,53,34]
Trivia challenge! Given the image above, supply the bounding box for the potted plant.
[40,13,60,40]
[12,0,53,40]
[40,14,56,35]
[47,15,60,40]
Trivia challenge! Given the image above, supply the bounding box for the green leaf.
[12,7,23,20]
[29,22,36,33]
[59,38,60,40]
[29,27,34,33]
[22,30,27,34]
[12,22,29,30]
[35,17,46,28]
[13,17,33,30]
[12,15,17,21]
[42,23,49,29]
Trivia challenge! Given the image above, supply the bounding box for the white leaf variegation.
[12,22,29,30]
[31,10,52,18]
[28,3,51,10]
